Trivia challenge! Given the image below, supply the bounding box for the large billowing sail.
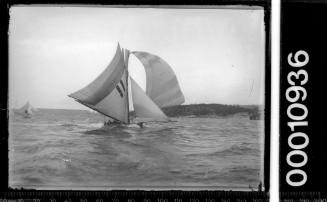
[132,51,185,108]
[131,77,167,120]
[69,44,129,123]
[69,44,125,106]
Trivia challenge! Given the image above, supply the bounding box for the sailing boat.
[68,44,185,127]
[15,101,35,118]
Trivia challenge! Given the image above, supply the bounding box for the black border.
[0,0,271,200]
[0,0,9,191]
[280,0,327,195]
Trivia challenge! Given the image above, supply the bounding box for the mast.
[123,48,130,124]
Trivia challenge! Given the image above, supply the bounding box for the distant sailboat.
[68,44,185,126]
[15,101,35,118]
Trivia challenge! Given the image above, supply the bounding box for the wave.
[228,166,259,176]
[224,166,261,185]
[10,113,263,189]
[77,122,103,128]
[208,144,259,157]
[60,122,103,128]
[60,123,78,127]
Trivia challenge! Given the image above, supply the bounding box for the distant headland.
[132,103,263,119]
[162,104,263,118]
[31,104,264,120]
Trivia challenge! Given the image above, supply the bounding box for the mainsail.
[123,48,131,123]
[69,44,129,123]
[132,51,185,108]
[130,77,167,120]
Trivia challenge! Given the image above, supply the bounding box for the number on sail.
[116,85,123,98]
[119,80,125,92]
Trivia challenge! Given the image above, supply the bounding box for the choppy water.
[9,109,264,190]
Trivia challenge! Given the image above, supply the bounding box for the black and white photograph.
[8,6,267,191]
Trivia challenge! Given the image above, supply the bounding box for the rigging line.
[249,79,254,97]
[126,71,130,124]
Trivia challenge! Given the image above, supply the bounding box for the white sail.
[92,70,129,123]
[123,49,130,68]
[131,77,167,120]
[69,44,129,123]
[16,101,34,116]
[69,44,125,106]
[132,51,185,108]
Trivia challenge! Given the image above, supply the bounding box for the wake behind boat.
[68,43,185,128]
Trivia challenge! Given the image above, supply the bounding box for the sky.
[9,6,265,110]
